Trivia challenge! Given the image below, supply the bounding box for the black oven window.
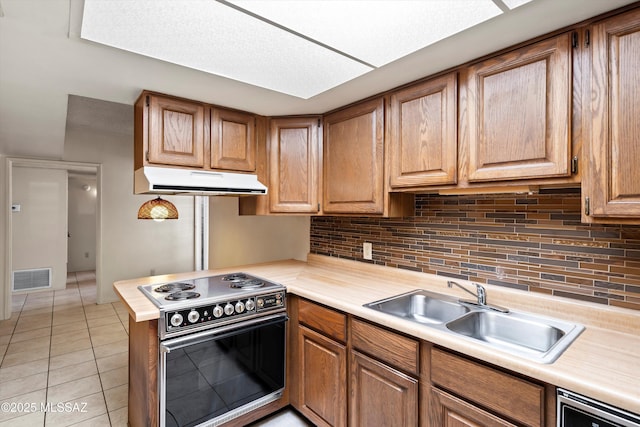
[562,406,622,427]
[164,321,286,427]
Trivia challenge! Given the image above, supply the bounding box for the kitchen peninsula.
[115,254,640,427]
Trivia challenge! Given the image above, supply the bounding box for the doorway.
[67,172,98,273]
[3,158,101,320]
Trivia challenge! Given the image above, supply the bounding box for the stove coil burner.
[155,282,195,293]
[230,278,265,289]
[222,273,249,282]
[164,291,200,301]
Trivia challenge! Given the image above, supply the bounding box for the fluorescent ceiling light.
[228,0,502,68]
[81,0,510,99]
[81,0,372,99]
[502,0,535,9]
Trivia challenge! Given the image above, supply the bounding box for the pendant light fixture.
[137,197,178,221]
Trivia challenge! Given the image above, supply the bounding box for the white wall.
[0,156,7,319]
[11,167,68,291]
[209,197,309,268]
[67,174,97,272]
[63,96,195,303]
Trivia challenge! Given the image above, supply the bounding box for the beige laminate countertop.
[114,254,640,414]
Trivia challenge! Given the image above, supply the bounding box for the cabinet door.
[586,9,640,219]
[431,348,544,427]
[298,326,347,427]
[269,117,320,213]
[465,34,571,182]
[210,108,256,172]
[390,73,457,188]
[429,387,517,427]
[323,98,384,214]
[350,350,418,427]
[148,94,205,167]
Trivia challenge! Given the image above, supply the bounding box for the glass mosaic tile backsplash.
[311,190,640,311]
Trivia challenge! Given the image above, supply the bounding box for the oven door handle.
[160,312,288,353]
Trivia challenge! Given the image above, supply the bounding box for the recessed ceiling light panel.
[228,0,503,67]
[502,0,535,10]
[81,0,372,99]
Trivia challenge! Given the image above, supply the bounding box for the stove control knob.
[170,313,183,327]
[224,303,235,316]
[245,299,255,311]
[213,305,224,318]
[235,301,245,314]
[187,310,200,323]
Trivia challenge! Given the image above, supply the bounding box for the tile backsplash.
[310,190,640,311]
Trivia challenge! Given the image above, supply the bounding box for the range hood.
[134,166,267,196]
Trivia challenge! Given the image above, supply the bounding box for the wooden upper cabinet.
[269,117,320,213]
[464,34,572,182]
[585,8,640,220]
[390,73,458,188]
[323,98,385,214]
[145,94,205,168]
[210,108,256,172]
[135,91,260,174]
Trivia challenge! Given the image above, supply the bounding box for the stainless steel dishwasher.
[557,388,640,427]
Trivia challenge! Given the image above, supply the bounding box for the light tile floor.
[0,272,311,427]
[0,272,129,427]
[250,408,314,427]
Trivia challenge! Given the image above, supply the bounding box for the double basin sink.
[364,289,584,364]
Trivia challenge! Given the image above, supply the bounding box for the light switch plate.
[11,204,21,212]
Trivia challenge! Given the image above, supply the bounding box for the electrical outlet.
[363,242,373,260]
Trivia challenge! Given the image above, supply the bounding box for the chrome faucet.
[447,281,508,313]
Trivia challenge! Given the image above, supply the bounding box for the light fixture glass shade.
[138,197,178,221]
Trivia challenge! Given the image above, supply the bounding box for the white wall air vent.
[12,268,52,291]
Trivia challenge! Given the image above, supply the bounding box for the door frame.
[3,157,102,319]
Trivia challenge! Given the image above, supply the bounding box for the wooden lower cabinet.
[429,387,517,427]
[430,348,551,427]
[290,298,555,427]
[128,317,158,427]
[350,350,418,427]
[297,325,348,427]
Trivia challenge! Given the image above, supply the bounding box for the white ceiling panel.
[502,0,535,10]
[228,0,503,67]
[81,0,373,99]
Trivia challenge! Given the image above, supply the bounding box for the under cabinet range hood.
[134,166,267,195]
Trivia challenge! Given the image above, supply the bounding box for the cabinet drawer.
[298,299,347,343]
[351,318,419,375]
[431,348,544,427]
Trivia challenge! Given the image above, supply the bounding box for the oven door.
[159,313,287,427]
[557,389,640,427]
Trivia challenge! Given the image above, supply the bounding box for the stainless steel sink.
[364,290,470,324]
[364,289,584,364]
[446,310,583,363]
